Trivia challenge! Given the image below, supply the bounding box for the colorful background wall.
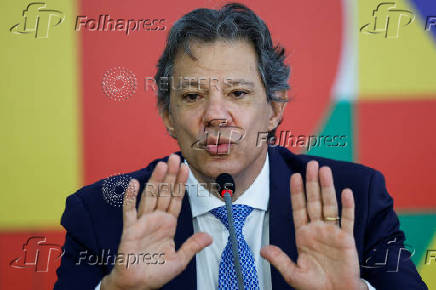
[1,0,435,288]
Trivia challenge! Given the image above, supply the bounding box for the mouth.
[205,137,235,155]
[206,143,233,155]
[191,125,245,155]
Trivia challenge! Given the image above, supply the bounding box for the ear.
[160,108,176,139]
[267,90,288,132]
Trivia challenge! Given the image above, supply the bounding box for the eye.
[182,93,202,102]
[230,90,248,99]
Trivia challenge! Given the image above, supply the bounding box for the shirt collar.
[185,153,270,218]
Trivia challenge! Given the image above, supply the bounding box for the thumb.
[261,245,299,286]
[176,232,212,269]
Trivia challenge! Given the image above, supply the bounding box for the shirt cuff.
[362,278,376,290]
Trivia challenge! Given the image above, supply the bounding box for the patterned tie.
[210,204,260,290]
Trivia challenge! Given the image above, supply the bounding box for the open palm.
[102,155,212,290]
[261,161,365,290]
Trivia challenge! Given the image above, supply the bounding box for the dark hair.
[155,2,290,138]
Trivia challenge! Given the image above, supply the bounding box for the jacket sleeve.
[54,193,105,290]
[361,170,427,289]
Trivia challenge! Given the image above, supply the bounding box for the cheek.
[241,106,270,130]
[232,113,268,147]
[172,110,201,138]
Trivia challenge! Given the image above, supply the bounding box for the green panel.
[306,100,354,162]
[398,214,436,265]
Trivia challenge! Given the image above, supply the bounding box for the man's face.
[163,39,282,181]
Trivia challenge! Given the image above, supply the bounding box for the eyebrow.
[223,78,255,88]
[175,78,209,91]
[174,77,255,90]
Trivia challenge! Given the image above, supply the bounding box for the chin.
[200,159,243,178]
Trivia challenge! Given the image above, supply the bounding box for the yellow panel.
[359,0,436,98]
[0,0,80,228]
[418,233,436,288]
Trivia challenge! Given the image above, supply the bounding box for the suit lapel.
[268,146,300,289]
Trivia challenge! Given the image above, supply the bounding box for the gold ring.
[324,216,340,221]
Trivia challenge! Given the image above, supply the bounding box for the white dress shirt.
[96,153,375,289]
[186,155,272,290]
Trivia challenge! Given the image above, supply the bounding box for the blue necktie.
[210,204,260,290]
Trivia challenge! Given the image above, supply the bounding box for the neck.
[189,146,268,202]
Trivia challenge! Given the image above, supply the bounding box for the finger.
[260,245,298,286]
[306,161,322,221]
[319,166,339,225]
[138,162,167,217]
[340,188,355,234]
[290,173,307,230]
[176,232,212,270]
[168,163,189,218]
[122,179,139,228]
[157,154,180,211]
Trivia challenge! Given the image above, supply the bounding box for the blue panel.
[408,0,436,40]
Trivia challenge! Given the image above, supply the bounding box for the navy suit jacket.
[55,146,427,289]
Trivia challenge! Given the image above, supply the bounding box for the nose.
[202,93,232,128]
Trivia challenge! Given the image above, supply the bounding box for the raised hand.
[261,161,367,290]
[102,154,212,290]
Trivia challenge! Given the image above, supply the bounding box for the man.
[55,3,427,290]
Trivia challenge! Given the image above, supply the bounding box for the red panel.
[357,99,436,210]
[79,0,343,184]
[0,230,65,290]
